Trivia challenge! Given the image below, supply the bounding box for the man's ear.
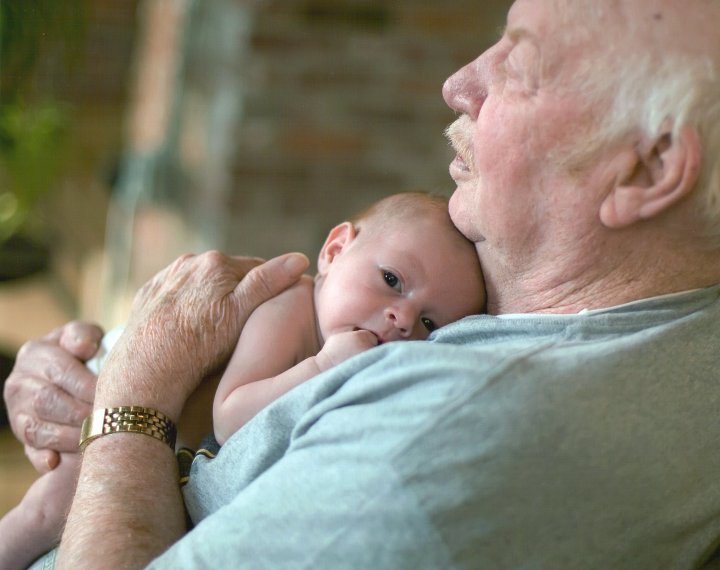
[317,221,356,275]
[599,125,702,228]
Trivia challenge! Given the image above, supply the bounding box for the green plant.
[0,0,85,243]
[0,102,67,242]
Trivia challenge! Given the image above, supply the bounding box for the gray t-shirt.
[150,285,720,568]
[32,286,720,569]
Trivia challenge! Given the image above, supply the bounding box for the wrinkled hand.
[97,251,309,422]
[316,329,378,371]
[3,321,104,473]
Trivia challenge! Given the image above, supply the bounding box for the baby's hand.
[316,330,378,371]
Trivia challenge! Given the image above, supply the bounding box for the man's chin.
[449,210,484,244]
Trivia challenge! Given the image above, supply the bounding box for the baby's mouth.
[354,327,382,344]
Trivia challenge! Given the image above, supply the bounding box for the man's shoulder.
[178,290,720,570]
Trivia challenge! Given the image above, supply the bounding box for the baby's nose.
[384,305,417,338]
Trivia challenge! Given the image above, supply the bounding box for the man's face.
[442,0,611,260]
[314,219,485,344]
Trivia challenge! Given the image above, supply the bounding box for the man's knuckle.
[44,357,72,386]
[16,338,43,361]
[168,253,194,273]
[201,251,231,277]
[41,428,61,450]
[204,250,225,264]
[2,372,19,402]
[33,383,56,415]
[22,415,40,446]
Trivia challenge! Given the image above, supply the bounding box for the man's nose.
[442,51,493,120]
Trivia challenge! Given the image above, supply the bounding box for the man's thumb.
[236,252,310,310]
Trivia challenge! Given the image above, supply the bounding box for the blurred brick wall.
[26,0,512,320]
[223,0,511,262]
[25,0,140,314]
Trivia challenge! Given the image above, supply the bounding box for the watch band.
[79,406,177,451]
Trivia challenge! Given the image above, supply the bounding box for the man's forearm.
[57,434,185,569]
[54,252,309,567]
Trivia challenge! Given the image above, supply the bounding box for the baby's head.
[314,192,486,344]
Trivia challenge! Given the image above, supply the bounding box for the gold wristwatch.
[79,406,177,451]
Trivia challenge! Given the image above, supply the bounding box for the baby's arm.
[213,286,377,445]
[0,453,80,570]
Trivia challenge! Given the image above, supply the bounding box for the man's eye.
[383,270,400,290]
[503,44,539,94]
[421,317,437,333]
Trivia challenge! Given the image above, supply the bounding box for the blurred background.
[0,0,510,516]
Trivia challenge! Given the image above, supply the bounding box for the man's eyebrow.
[507,26,534,43]
[494,23,534,44]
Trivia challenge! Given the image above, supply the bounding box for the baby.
[212,191,486,443]
[0,192,485,569]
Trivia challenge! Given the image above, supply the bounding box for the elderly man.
[5,0,720,567]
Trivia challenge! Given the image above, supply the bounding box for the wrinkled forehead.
[504,0,610,65]
[507,0,626,44]
[505,0,714,92]
[514,0,629,23]
[511,0,717,50]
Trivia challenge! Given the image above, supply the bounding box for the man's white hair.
[558,28,720,244]
[607,53,720,239]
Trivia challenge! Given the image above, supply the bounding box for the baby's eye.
[421,317,437,333]
[383,270,401,290]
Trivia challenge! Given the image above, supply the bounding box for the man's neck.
[481,244,720,316]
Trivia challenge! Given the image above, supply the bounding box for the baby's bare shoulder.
[274,274,314,304]
[251,273,315,319]
[244,273,319,357]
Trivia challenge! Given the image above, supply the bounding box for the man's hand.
[3,321,104,473]
[96,251,309,422]
[316,329,378,371]
[56,251,308,569]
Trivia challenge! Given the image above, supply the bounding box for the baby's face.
[315,217,485,344]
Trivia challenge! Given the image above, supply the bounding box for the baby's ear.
[599,124,702,228]
[317,222,356,275]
